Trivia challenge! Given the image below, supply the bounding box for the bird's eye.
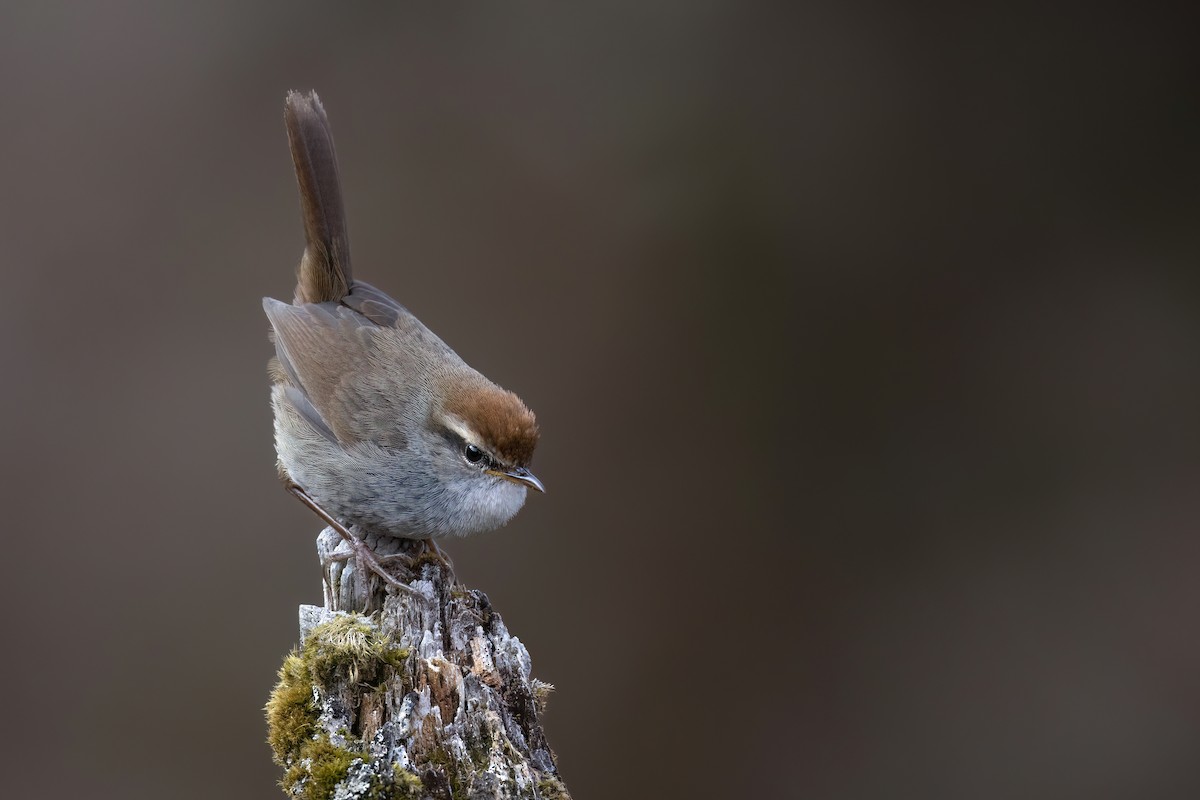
[464,444,485,464]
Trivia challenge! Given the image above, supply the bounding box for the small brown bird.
[264,91,543,588]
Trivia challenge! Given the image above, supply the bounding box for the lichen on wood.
[267,527,570,799]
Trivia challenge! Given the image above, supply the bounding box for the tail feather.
[285,90,352,303]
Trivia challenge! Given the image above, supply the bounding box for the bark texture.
[266,528,571,800]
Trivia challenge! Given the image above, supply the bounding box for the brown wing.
[343,279,460,360]
[263,298,431,448]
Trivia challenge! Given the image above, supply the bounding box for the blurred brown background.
[2,3,1199,798]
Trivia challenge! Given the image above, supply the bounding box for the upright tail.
[284,90,352,304]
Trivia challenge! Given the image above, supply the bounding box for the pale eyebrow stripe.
[441,415,482,447]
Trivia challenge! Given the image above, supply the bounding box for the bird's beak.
[490,467,545,493]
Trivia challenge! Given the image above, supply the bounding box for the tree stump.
[266,528,571,800]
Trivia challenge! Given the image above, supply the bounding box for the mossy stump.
[267,528,570,800]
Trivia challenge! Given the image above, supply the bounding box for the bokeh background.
[2,3,1199,798]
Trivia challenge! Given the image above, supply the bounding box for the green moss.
[277,732,426,799]
[392,765,425,798]
[282,737,360,800]
[301,613,409,687]
[426,746,465,797]
[266,653,317,766]
[537,775,571,800]
[267,614,417,798]
[413,548,451,570]
[267,615,399,769]
[532,680,555,716]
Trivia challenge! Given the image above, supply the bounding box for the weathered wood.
[267,528,571,800]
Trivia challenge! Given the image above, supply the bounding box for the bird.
[263,90,543,592]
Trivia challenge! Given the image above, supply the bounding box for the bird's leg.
[286,482,421,598]
[375,539,453,578]
[423,538,454,571]
[320,549,376,611]
[372,540,451,570]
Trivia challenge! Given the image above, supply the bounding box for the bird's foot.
[287,482,422,599]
